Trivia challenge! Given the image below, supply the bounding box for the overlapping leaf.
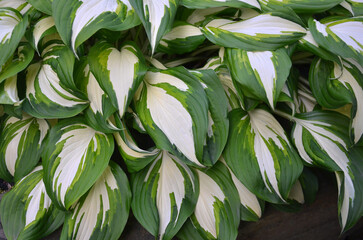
[309,17,363,65]
[136,67,209,167]
[0,114,49,182]
[0,166,65,240]
[201,13,306,51]
[190,161,240,240]
[61,162,131,240]
[52,0,140,54]
[0,8,28,68]
[224,108,303,203]
[259,0,342,13]
[131,151,199,240]
[130,0,179,52]
[27,16,56,52]
[88,41,147,120]
[26,0,52,15]
[23,40,88,118]
[226,48,292,109]
[0,0,31,15]
[42,117,114,210]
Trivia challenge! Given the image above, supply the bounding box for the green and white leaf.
[61,162,131,240]
[181,0,260,9]
[201,13,306,51]
[88,41,147,119]
[226,48,292,109]
[28,16,56,52]
[24,41,88,119]
[221,157,262,221]
[341,0,363,16]
[0,42,34,84]
[190,161,240,240]
[259,0,343,13]
[0,166,65,240]
[224,108,303,203]
[0,8,28,68]
[309,17,363,65]
[158,22,205,54]
[130,0,179,53]
[136,67,209,167]
[52,0,140,54]
[131,151,199,240]
[191,70,229,166]
[75,60,119,133]
[0,75,19,105]
[0,114,49,182]
[186,7,229,26]
[114,117,161,173]
[0,0,31,15]
[290,110,362,230]
[42,117,114,210]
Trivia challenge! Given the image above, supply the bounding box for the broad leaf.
[309,17,363,66]
[192,70,229,166]
[0,42,34,84]
[42,117,114,210]
[185,7,230,26]
[158,21,205,54]
[26,0,52,15]
[181,0,260,9]
[290,110,362,230]
[131,151,199,240]
[61,162,131,240]
[345,0,363,15]
[130,0,179,53]
[114,118,160,173]
[190,161,240,240]
[0,8,28,68]
[224,108,303,203]
[201,13,306,51]
[0,166,65,240]
[259,0,342,13]
[88,41,147,119]
[225,48,292,109]
[28,16,56,52]
[23,40,88,119]
[52,0,140,53]
[0,114,49,182]
[136,67,209,167]
[0,76,19,105]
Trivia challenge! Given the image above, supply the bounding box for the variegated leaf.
[290,111,363,230]
[23,40,88,119]
[158,21,205,54]
[221,157,263,221]
[52,0,140,54]
[201,13,306,51]
[75,59,119,133]
[259,0,342,13]
[0,75,19,104]
[42,117,114,210]
[130,0,179,53]
[28,16,56,52]
[26,0,52,14]
[309,17,363,66]
[131,151,199,240]
[191,70,229,166]
[0,114,49,182]
[181,0,260,9]
[190,161,240,240]
[61,162,131,240]
[224,108,303,203]
[0,166,65,240]
[0,42,34,84]
[225,48,291,109]
[186,7,229,26]
[176,218,204,240]
[88,41,147,120]
[113,117,160,173]
[136,67,209,167]
[346,0,363,15]
[0,8,28,68]
[0,0,31,15]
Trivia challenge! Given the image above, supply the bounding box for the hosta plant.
[0,0,363,239]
